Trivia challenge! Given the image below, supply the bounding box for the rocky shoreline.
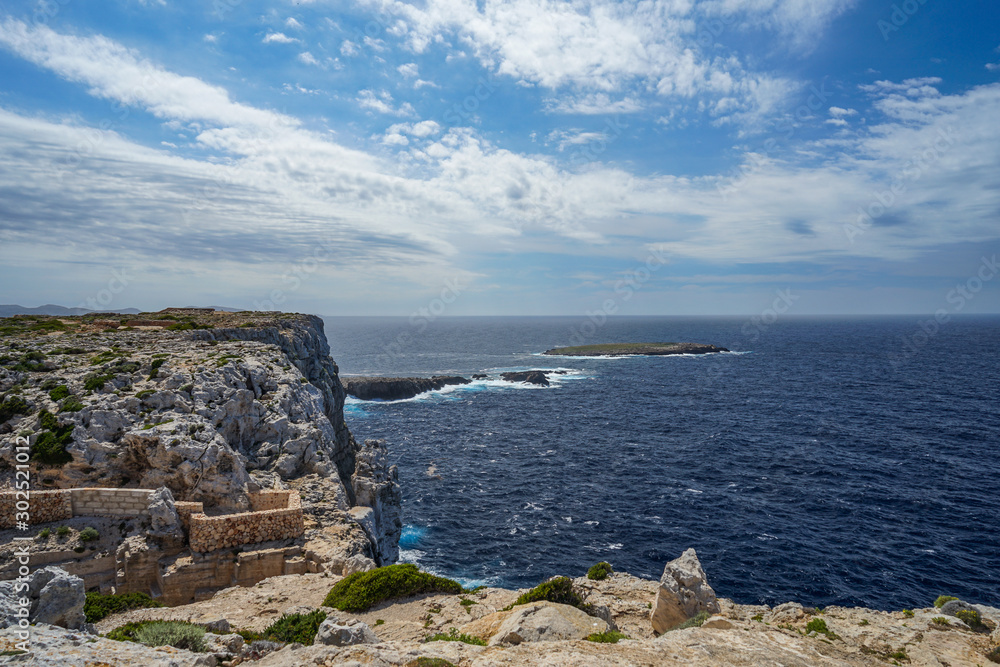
[341,370,567,400]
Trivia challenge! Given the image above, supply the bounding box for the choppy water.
[324,315,1000,609]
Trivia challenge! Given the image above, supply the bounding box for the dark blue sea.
[322,316,1000,610]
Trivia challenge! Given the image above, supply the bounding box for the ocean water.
[323,316,1000,609]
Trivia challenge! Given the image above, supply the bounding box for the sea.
[322,315,1000,610]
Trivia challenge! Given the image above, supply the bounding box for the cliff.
[0,311,401,575]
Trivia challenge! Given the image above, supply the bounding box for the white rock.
[701,616,735,629]
[314,617,378,646]
[489,602,609,646]
[650,548,720,634]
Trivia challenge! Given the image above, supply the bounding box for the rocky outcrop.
[341,375,469,401]
[0,566,86,630]
[314,616,379,646]
[350,439,402,565]
[499,370,564,386]
[650,548,720,634]
[544,342,729,356]
[488,602,609,646]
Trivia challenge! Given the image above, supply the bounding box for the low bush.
[425,627,486,646]
[934,595,958,608]
[931,616,949,625]
[262,610,327,645]
[84,591,164,623]
[109,620,206,652]
[508,576,591,614]
[48,385,70,401]
[79,527,99,542]
[323,564,463,612]
[955,608,987,632]
[56,525,70,537]
[37,528,50,539]
[32,410,74,466]
[148,358,165,380]
[60,397,85,413]
[83,372,114,392]
[587,561,613,581]
[806,617,839,639]
[586,630,629,643]
[0,395,30,423]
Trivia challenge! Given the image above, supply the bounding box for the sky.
[0,0,998,316]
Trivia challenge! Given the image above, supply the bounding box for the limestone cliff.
[0,310,401,566]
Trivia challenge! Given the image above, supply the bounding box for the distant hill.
[0,304,244,318]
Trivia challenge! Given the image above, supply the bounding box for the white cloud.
[829,106,858,117]
[298,51,320,66]
[263,32,299,44]
[340,40,359,56]
[203,34,218,43]
[544,94,644,115]
[285,18,304,30]
[546,129,607,151]
[397,62,419,78]
[357,89,415,116]
[987,63,1000,72]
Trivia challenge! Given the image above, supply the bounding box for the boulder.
[314,617,379,646]
[500,371,550,386]
[701,616,735,630]
[766,602,806,624]
[650,548,720,634]
[940,599,977,618]
[489,602,609,646]
[147,486,183,538]
[0,567,86,630]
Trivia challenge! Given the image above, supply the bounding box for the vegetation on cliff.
[323,563,463,612]
[263,609,328,645]
[84,591,164,623]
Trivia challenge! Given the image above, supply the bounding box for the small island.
[543,342,729,356]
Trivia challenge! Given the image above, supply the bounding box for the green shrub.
[148,358,165,379]
[586,630,629,643]
[48,385,70,401]
[410,659,455,667]
[508,576,590,613]
[425,627,486,646]
[670,611,710,631]
[587,561,613,581]
[126,621,206,652]
[38,528,50,539]
[83,372,114,392]
[931,616,949,625]
[135,389,155,399]
[902,609,914,617]
[79,527,99,542]
[262,610,327,644]
[934,595,958,608]
[375,619,385,626]
[0,395,30,423]
[84,591,164,623]
[56,525,70,537]
[955,608,986,631]
[60,397,85,413]
[32,410,74,465]
[323,564,463,612]
[806,617,839,639]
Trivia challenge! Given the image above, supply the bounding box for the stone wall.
[188,491,304,553]
[174,501,203,532]
[0,490,73,528]
[248,490,293,512]
[69,489,154,517]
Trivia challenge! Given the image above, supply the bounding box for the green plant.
[587,561,613,581]
[56,525,70,537]
[48,385,70,401]
[806,617,839,639]
[934,595,958,608]
[60,397,85,413]
[409,659,455,667]
[148,358,165,379]
[322,564,463,612]
[858,619,869,626]
[0,395,30,423]
[375,619,385,626]
[79,526,99,542]
[887,648,909,662]
[751,614,764,622]
[38,527,50,539]
[507,576,591,614]
[84,591,164,623]
[585,630,629,643]
[931,616,949,625]
[135,389,155,399]
[262,610,327,645]
[121,621,207,652]
[74,545,86,553]
[32,410,74,465]
[902,609,914,617]
[425,627,487,646]
[83,372,114,392]
[233,628,263,643]
[670,611,710,631]
[955,608,986,632]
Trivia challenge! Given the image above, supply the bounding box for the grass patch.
[934,595,958,608]
[48,385,70,401]
[806,617,839,639]
[107,620,206,652]
[84,591,164,623]
[262,610,327,645]
[323,564,463,612]
[670,611,710,631]
[506,576,592,614]
[586,630,629,643]
[587,561,613,581]
[425,627,487,646]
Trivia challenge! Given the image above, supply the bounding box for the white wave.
[686,488,703,494]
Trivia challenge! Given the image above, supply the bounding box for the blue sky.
[0,0,998,315]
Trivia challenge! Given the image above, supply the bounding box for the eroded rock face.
[147,486,183,539]
[489,602,609,646]
[341,376,470,401]
[0,566,85,630]
[650,548,720,634]
[350,439,402,565]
